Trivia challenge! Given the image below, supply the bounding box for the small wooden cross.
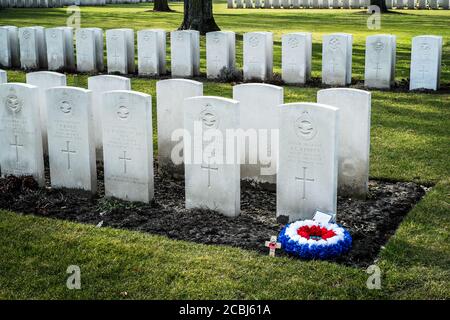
[265,236,281,257]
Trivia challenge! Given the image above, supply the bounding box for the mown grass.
[0,1,449,82]
[0,2,449,299]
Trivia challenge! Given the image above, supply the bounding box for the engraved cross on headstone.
[329,58,338,74]
[374,61,382,79]
[111,49,121,68]
[295,166,315,200]
[61,141,76,170]
[418,64,429,79]
[119,151,132,174]
[201,155,218,188]
[10,135,23,164]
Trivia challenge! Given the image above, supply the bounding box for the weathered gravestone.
[317,88,371,198]
[19,27,40,70]
[0,83,45,186]
[410,35,442,91]
[184,96,240,217]
[243,32,273,81]
[26,71,67,154]
[170,30,200,78]
[0,26,20,68]
[1,26,20,68]
[87,75,131,157]
[76,28,104,73]
[277,103,339,223]
[282,32,312,84]
[364,34,396,89]
[322,33,352,86]
[46,87,97,192]
[206,31,236,79]
[233,83,283,186]
[156,79,203,177]
[45,27,75,72]
[102,90,154,203]
[106,28,135,74]
[0,70,6,83]
[137,29,166,76]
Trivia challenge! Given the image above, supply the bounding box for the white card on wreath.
[313,211,334,224]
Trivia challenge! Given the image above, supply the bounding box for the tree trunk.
[370,0,388,13]
[154,0,172,12]
[179,0,220,35]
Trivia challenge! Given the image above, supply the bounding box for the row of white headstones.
[0,26,443,90]
[0,0,152,8]
[0,69,371,222]
[227,0,450,9]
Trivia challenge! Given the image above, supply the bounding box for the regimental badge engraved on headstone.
[288,36,300,49]
[372,38,384,53]
[249,35,260,48]
[59,101,72,114]
[200,104,219,129]
[23,30,31,40]
[329,37,340,51]
[294,111,317,140]
[117,96,130,120]
[5,88,22,114]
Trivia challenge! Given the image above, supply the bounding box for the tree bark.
[179,0,220,35]
[370,0,388,13]
[154,0,172,12]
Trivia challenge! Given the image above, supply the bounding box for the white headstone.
[156,79,203,176]
[87,75,131,156]
[34,26,48,69]
[364,34,396,89]
[26,71,67,154]
[45,27,75,71]
[102,90,154,203]
[206,31,236,79]
[137,29,166,76]
[46,87,97,192]
[0,28,11,68]
[410,35,442,91]
[243,32,273,81]
[322,33,352,86]
[184,96,240,217]
[76,28,104,73]
[233,83,283,185]
[0,83,45,186]
[19,27,40,69]
[277,102,339,223]
[0,70,6,83]
[170,30,200,78]
[106,28,135,74]
[0,26,20,68]
[317,88,371,197]
[282,32,312,84]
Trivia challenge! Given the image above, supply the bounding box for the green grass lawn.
[0,2,449,299]
[0,1,449,82]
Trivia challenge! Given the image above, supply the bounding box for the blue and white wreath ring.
[278,220,352,259]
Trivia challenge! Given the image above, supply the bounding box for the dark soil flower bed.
[0,163,427,268]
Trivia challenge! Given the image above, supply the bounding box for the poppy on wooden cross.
[265,236,281,257]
